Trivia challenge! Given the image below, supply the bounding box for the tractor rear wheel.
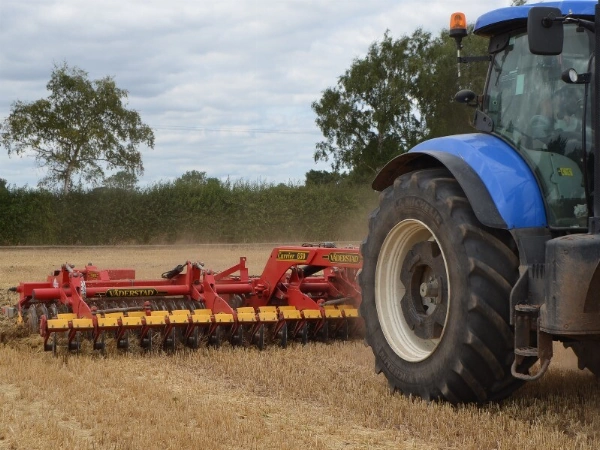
[359,168,522,403]
[567,342,600,376]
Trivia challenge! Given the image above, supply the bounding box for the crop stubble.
[0,245,598,450]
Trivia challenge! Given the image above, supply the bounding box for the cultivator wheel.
[254,324,266,350]
[300,323,309,345]
[117,332,129,351]
[94,332,106,352]
[230,326,244,347]
[140,333,151,350]
[163,329,176,352]
[278,322,288,349]
[209,326,224,348]
[68,332,81,353]
[185,327,201,349]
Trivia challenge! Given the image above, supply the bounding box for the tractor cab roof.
[474,0,595,36]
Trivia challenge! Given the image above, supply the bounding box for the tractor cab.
[484,25,592,227]
[471,3,596,228]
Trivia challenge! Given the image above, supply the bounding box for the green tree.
[413,26,488,139]
[0,63,155,194]
[103,170,138,190]
[175,170,208,186]
[305,169,343,186]
[312,30,430,181]
[311,27,488,181]
[175,170,221,187]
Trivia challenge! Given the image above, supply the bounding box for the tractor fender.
[372,134,546,230]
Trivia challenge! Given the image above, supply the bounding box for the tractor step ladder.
[514,304,540,357]
[512,303,552,381]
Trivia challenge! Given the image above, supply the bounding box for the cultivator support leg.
[12,245,363,354]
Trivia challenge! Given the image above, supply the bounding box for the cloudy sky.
[0,0,510,189]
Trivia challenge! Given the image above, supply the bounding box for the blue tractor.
[359,1,600,403]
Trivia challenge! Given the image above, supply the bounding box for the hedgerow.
[0,180,376,245]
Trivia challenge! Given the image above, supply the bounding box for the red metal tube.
[213,283,254,294]
[32,282,254,301]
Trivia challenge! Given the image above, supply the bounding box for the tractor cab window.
[484,24,593,228]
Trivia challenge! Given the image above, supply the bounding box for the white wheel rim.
[375,219,450,362]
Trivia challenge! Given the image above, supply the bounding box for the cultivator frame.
[11,245,362,353]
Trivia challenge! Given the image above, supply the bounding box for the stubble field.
[0,245,599,450]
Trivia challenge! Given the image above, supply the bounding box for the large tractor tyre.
[359,168,523,404]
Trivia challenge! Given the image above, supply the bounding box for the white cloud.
[0,0,509,188]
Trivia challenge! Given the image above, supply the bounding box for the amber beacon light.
[449,12,467,39]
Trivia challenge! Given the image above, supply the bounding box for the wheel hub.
[400,241,447,340]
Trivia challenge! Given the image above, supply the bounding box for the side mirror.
[528,7,563,55]
[455,89,477,106]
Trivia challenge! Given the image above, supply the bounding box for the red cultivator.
[10,244,362,353]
